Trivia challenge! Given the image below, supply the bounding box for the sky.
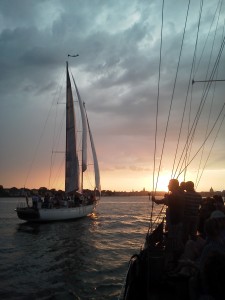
[0,0,225,193]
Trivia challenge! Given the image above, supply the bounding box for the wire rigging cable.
[171,0,204,179]
[152,0,200,229]
[173,0,225,179]
[151,0,165,233]
[24,73,64,188]
[169,0,191,178]
[152,0,164,193]
[175,34,225,178]
[193,0,223,78]
[195,3,224,185]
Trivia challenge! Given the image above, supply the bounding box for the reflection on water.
[0,196,153,299]
[17,223,40,234]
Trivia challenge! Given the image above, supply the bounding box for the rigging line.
[184,70,198,181]
[183,80,195,181]
[173,0,204,179]
[196,18,225,187]
[184,0,206,175]
[177,100,225,178]
[171,0,204,179]
[184,83,195,180]
[177,67,221,177]
[155,0,192,187]
[52,75,65,151]
[50,155,65,190]
[173,34,225,177]
[24,90,59,188]
[196,112,225,188]
[151,0,164,233]
[195,7,222,185]
[48,71,65,188]
[153,0,164,192]
[197,0,223,91]
[49,100,66,188]
[49,83,62,188]
[151,204,166,231]
[193,0,222,78]
[170,0,191,178]
[196,79,216,186]
[193,79,225,83]
[187,33,225,160]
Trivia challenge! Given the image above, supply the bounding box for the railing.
[16,202,27,208]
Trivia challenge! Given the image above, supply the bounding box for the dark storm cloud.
[0,0,225,190]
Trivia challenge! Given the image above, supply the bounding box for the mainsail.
[65,62,79,193]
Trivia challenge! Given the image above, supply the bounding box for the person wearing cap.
[152,179,185,265]
[183,181,202,243]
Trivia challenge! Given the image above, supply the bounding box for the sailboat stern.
[16,207,40,221]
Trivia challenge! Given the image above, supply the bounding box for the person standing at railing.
[183,181,202,244]
[152,178,185,267]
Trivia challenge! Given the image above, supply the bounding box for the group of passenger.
[152,179,225,300]
[152,179,202,257]
[30,193,96,209]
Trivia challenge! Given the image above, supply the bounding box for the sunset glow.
[1,1,225,193]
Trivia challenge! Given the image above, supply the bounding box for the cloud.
[0,0,225,191]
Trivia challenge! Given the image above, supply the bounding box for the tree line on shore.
[1,185,225,198]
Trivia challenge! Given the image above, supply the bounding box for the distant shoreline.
[0,186,224,198]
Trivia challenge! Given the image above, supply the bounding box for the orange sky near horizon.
[1,1,225,194]
[2,166,225,193]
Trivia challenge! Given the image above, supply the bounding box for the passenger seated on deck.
[183,181,202,244]
[88,193,95,204]
[32,195,38,208]
[175,211,225,275]
[152,179,185,266]
[187,211,225,300]
[199,251,225,300]
[198,197,215,237]
[74,196,80,206]
[213,195,225,212]
[43,194,50,208]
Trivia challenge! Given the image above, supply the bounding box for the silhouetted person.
[213,194,225,212]
[198,197,215,237]
[183,181,202,243]
[180,181,186,193]
[152,179,185,266]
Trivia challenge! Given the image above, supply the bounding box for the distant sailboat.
[16,61,101,222]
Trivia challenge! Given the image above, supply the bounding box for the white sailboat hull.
[16,204,95,222]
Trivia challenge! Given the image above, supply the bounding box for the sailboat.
[16,60,101,222]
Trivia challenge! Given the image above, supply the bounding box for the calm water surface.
[0,196,160,300]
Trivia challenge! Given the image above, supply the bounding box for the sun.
[153,173,172,192]
[135,172,173,193]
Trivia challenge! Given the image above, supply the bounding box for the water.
[0,196,158,300]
